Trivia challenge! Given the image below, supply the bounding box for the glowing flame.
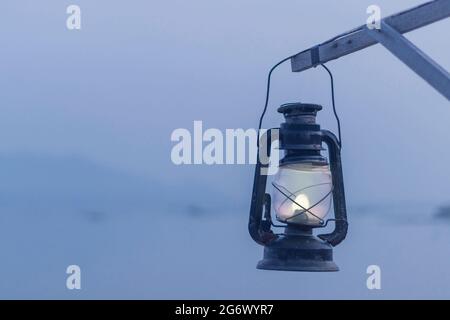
[291,194,310,215]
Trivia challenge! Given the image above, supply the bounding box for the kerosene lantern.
[249,102,348,271]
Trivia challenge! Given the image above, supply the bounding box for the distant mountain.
[0,153,156,211]
[0,153,229,214]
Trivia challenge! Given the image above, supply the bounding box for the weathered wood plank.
[291,0,450,72]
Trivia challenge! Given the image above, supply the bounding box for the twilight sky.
[0,0,449,210]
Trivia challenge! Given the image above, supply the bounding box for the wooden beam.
[291,0,450,72]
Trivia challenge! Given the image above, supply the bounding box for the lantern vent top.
[278,102,322,124]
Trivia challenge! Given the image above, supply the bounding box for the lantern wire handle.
[257,55,296,148]
[257,60,343,149]
[320,64,342,148]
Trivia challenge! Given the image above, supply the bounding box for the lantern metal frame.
[249,103,348,272]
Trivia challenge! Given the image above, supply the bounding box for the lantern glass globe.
[272,163,333,226]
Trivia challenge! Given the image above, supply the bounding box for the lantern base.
[256,227,339,272]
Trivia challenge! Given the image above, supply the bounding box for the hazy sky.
[1,0,450,300]
[0,0,449,209]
